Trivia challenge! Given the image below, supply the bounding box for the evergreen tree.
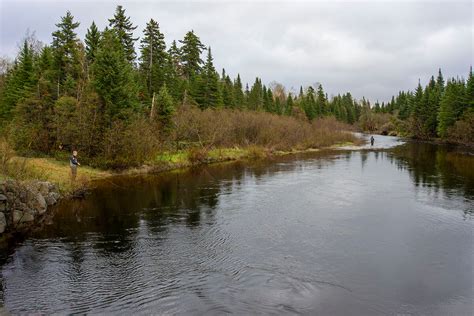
[139,19,167,96]
[233,74,245,108]
[437,78,467,137]
[466,66,474,109]
[0,41,36,119]
[411,81,426,138]
[248,77,263,110]
[302,86,316,120]
[51,11,81,96]
[91,29,139,122]
[179,30,205,79]
[222,75,235,108]
[85,21,101,64]
[194,47,222,108]
[108,5,138,63]
[316,84,327,116]
[153,84,175,129]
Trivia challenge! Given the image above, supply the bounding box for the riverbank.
[2,141,364,196]
[0,140,364,249]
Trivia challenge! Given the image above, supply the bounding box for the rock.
[36,181,50,196]
[49,191,61,201]
[0,194,6,212]
[13,209,35,224]
[0,212,6,233]
[36,193,47,214]
[45,195,56,206]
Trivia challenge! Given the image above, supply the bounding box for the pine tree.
[139,19,167,96]
[85,21,101,64]
[108,5,138,63]
[411,81,426,138]
[0,41,36,119]
[233,74,245,108]
[179,30,205,79]
[194,47,222,108]
[248,77,263,110]
[316,84,327,116]
[51,11,81,96]
[302,86,316,120]
[91,29,139,122]
[222,75,235,108]
[152,84,175,129]
[466,66,474,109]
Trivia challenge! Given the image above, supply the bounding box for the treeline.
[0,6,362,168]
[362,69,473,143]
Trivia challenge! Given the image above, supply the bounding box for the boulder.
[36,193,47,214]
[0,212,6,233]
[13,209,35,224]
[45,192,60,206]
[0,194,6,212]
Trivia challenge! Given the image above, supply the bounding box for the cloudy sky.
[0,0,472,101]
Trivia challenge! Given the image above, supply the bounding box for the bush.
[98,117,161,169]
[173,107,358,151]
[187,147,209,164]
[446,111,474,145]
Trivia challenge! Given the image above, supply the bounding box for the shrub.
[446,111,474,145]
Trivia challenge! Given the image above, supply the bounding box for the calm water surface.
[1,135,473,315]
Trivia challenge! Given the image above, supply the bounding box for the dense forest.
[0,6,472,168]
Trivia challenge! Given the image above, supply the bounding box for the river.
[1,135,473,315]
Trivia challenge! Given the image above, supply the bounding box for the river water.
[1,135,473,315]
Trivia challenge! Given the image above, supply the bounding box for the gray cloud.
[1,0,472,101]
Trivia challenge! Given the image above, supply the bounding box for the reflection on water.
[1,140,473,315]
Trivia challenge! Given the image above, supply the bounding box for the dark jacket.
[70,155,79,167]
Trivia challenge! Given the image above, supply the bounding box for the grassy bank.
[1,139,362,195]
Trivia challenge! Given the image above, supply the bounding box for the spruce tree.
[91,29,139,122]
[222,75,235,108]
[108,5,138,63]
[248,77,263,110]
[0,41,36,119]
[233,74,245,108]
[139,19,167,96]
[179,30,205,79]
[411,81,426,137]
[302,86,316,120]
[85,21,101,64]
[153,84,175,129]
[194,47,222,108]
[51,11,81,96]
[316,84,327,116]
[466,67,474,109]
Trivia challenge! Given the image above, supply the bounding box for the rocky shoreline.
[0,180,61,246]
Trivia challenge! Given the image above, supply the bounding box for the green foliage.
[85,21,101,64]
[179,30,205,79]
[91,29,139,122]
[140,19,168,96]
[0,41,36,120]
[51,11,82,95]
[154,84,175,129]
[192,47,222,109]
[437,78,467,137]
[108,5,138,63]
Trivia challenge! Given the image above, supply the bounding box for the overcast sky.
[0,0,472,101]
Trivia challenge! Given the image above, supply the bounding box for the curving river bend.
[1,135,473,315]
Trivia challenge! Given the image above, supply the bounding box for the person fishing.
[70,150,80,181]
[370,136,375,146]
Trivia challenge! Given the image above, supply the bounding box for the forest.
[0,5,472,170]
